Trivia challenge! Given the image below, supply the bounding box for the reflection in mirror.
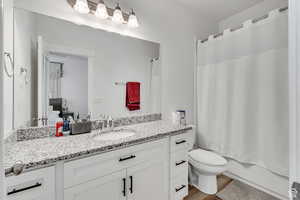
[44,54,89,126]
[13,8,161,129]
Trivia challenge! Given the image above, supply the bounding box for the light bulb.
[128,9,139,28]
[74,0,90,14]
[95,2,108,19]
[112,3,124,24]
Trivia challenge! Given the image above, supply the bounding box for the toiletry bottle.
[63,117,70,136]
[55,118,64,137]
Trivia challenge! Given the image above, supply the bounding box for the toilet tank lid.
[189,149,227,166]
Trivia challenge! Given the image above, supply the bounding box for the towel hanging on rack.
[126,82,140,111]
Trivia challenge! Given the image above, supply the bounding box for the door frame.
[39,41,95,120]
[289,0,300,198]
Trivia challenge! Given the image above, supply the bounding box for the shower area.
[195,7,288,199]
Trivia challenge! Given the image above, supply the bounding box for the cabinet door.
[127,159,168,200]
[64,170,127,200]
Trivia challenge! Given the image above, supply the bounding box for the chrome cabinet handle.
[7,182,42,195]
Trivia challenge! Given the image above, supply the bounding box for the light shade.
[95,2,108,19]
[74,0,90,14]
[128,10,139,28]
[112,3,124,24]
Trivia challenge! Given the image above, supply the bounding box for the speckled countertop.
[4,120,193,176]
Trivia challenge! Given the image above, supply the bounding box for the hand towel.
[126,82,140,111]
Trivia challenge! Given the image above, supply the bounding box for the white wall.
[13,0,218,125]
[60,55,88,116]
[219,0,288,31]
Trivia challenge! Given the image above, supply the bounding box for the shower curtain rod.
[200,6,288,44]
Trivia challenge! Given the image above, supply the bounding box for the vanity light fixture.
[95,0,108,19]
[112,3,124,24]
[128,9,139,28]
[74,0,90,14]
[67,0,139,28]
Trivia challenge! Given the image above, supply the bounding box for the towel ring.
[4,52,14,78]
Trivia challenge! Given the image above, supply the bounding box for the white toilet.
[188,149,227,194]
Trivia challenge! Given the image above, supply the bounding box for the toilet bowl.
[188,149,227,194]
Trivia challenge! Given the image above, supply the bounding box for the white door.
[289,0,300,199]
[126,159,168,200]
[64,170,127,200]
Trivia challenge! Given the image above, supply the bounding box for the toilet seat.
[188,149,227,166]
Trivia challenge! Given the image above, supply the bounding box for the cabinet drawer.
[170,175,188,200]
[5,167,55,200]
[170,150,188,178]
[64,138,168,188]
[170,131,193,152]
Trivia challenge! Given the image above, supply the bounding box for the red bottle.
[56,121,64,137]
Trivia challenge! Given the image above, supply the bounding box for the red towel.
[126,82,140,111]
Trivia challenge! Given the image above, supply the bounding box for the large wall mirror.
[13,8,161,128]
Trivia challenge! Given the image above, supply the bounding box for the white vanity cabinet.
[5,167,55,200]
[169,130,193,200]
[64,138,169,200]
[4,129,194,200]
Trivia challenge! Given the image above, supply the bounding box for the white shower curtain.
[197,9,288,177]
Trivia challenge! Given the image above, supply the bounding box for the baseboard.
[224,171,289,200]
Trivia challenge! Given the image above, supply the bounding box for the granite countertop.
[4,120,193,176]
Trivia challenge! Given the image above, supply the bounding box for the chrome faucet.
[102,115,114,132]
[33,115,48,126]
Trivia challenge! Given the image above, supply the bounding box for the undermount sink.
[93,129,136,141]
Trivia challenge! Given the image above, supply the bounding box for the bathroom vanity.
[4,121,194,200]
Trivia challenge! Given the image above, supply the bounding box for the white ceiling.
[175,0,265,21]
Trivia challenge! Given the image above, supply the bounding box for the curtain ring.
[4,52,14,78]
